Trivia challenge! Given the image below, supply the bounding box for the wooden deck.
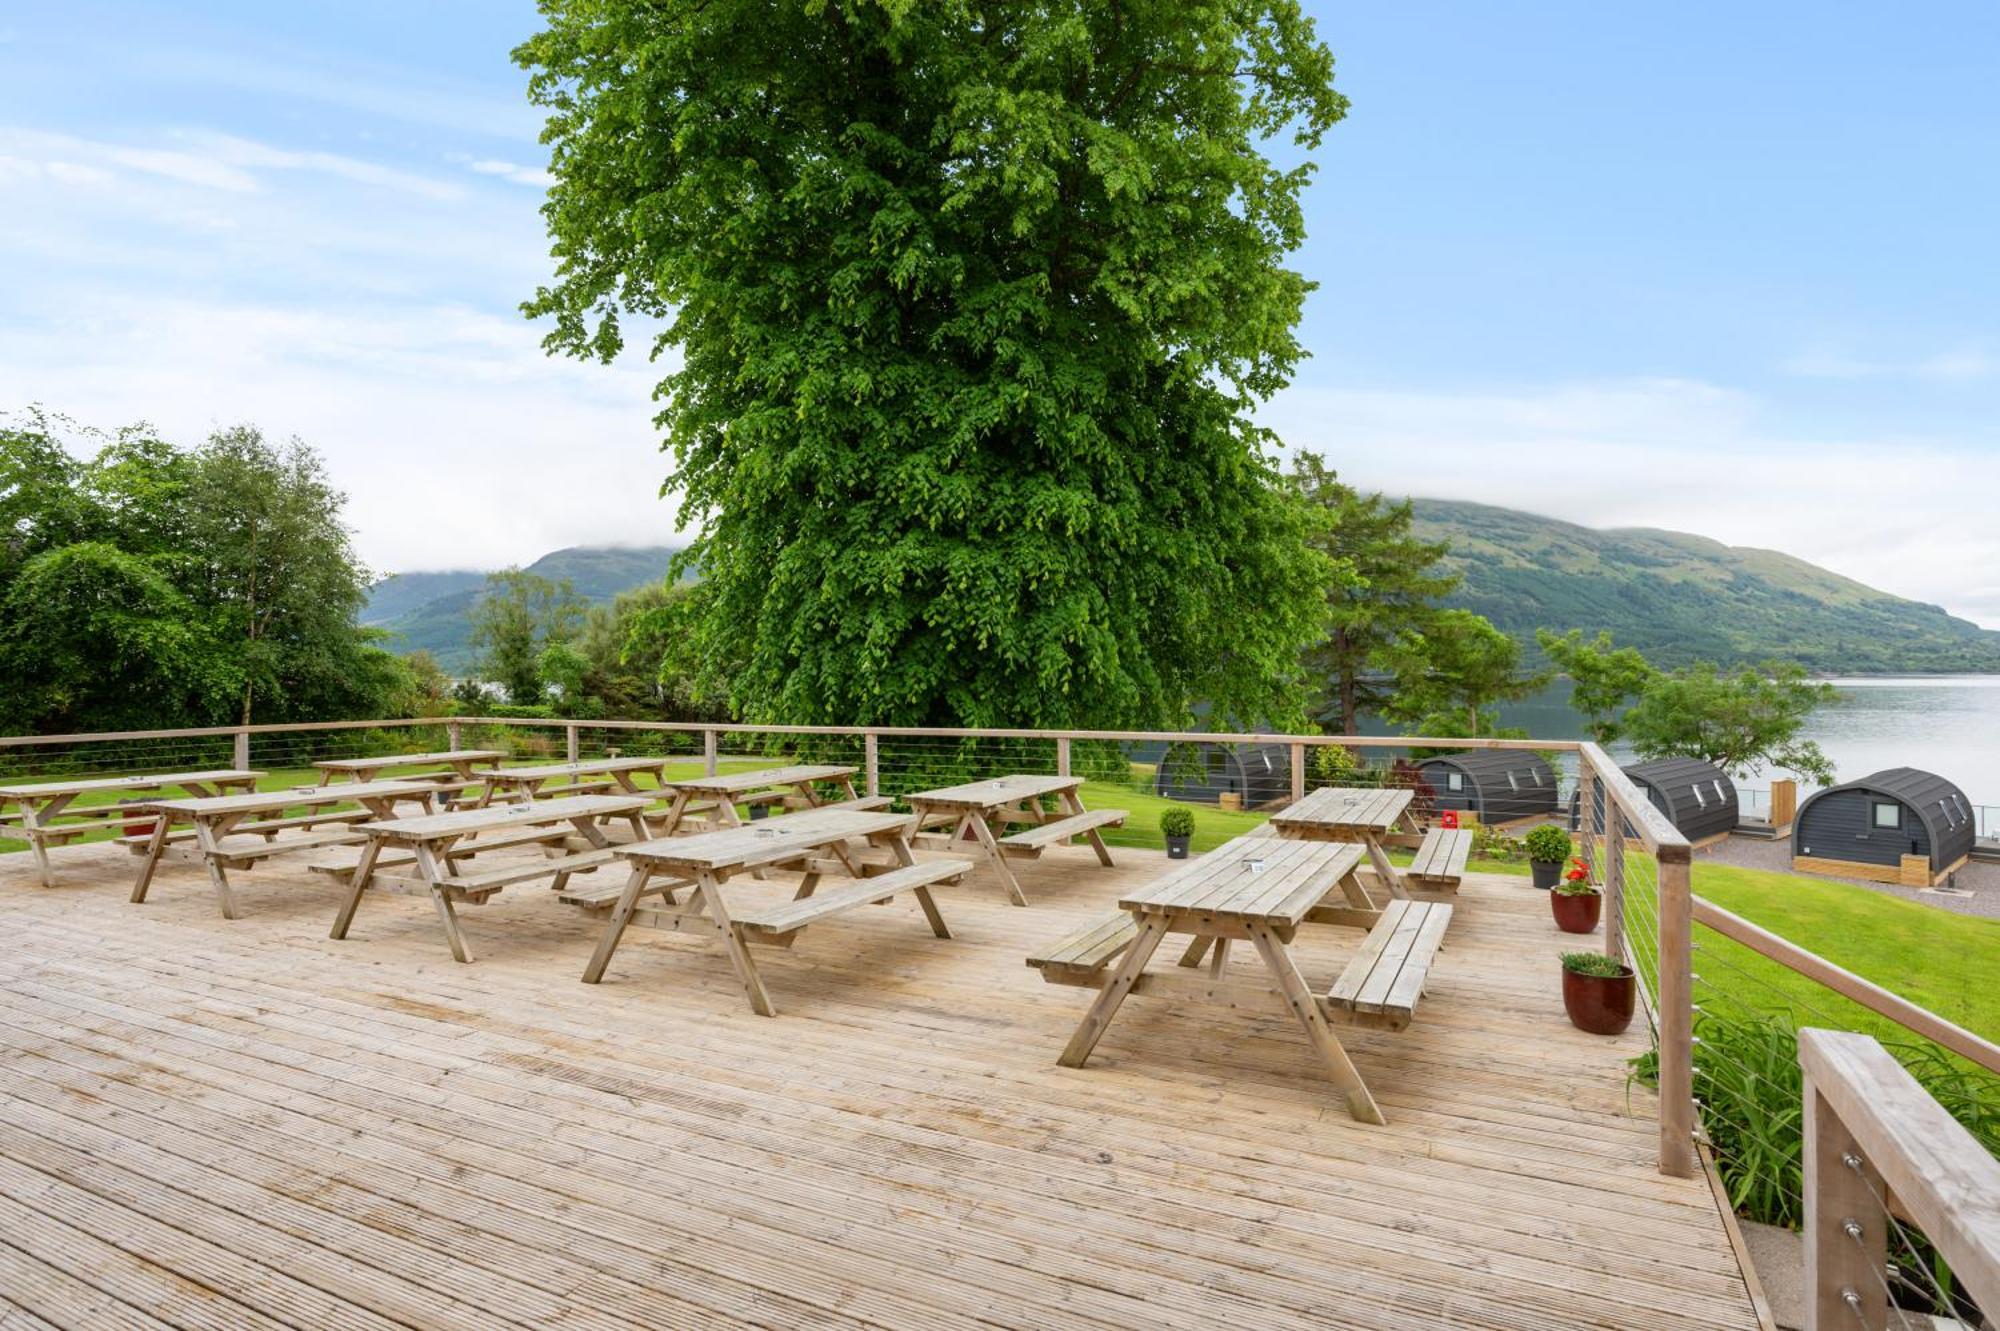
[0,836,1761,1330]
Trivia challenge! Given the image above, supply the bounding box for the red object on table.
[1439,810,1458,829]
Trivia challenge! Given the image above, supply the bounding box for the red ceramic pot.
[1562,966,1635,1035]
[1551,888,1602,934]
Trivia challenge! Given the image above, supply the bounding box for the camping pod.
[1568,757,1739,845]
[1419,751,1558,825]
[1153,743,1292,809]
[1792,767,1975,887]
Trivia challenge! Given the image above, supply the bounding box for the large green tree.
[1289,453,1459,734]
[470,569,586,705]
[1622,660,1838,782]
[518,0,1343,728]
[1537,627,1657,744]
[1384,608,1548,737]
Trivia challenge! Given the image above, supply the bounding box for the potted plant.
[1523,824,1571,889]
[1551,858,1601,933]
[1559,951,1636,1035]
[1160,807,1195,859]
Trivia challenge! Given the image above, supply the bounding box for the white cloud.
[0,128,463,201]
[1781,345,1998,383]
[1261,378,2000,629]
[466,158,554,188]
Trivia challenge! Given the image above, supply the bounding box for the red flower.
[1564,857,1591,883]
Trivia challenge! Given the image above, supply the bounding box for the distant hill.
[1408,499,2000,673]
[365,545,682,671]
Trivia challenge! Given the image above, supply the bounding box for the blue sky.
[3,3,1997,624]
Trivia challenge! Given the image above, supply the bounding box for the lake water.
[1488,675,2000,810]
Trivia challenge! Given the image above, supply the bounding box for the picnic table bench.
[652,764,863,836]
[579,808,971,1016]
[1404,825,1474,892]
[1269,786,1420,898]
[314,749,505,805]
[0,769,261,887]
[1029,829,1452,1124]
[329,794,652,963]
[905,774,1126,906]
[128,781,443,919]
[475,756,672,807]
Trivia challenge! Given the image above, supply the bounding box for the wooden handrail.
[1799,1029,2000,1328]
[1698,896,2000,1076]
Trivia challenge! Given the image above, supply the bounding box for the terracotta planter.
[1165,834,1191,860]
[1530,859,1562,889]
[124,814,156,839]
[1551,888,1602,934]
[1562,965,1636,1035]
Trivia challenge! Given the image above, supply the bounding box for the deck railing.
[1,714,1994,1322]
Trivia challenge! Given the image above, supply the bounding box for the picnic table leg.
[965,810,1030,907]
[329,837,384,940]
[129,814,174,904]
[18,798,59,888]
[581,862,656,984]
[1243,920,1386,1125]
[1361,834,1408,901]
[1177,937,1213,968]
[192,817,240,920]
[1059,788,1116,868]
[696,869,777,1016]
[414,843,473,963]
[1059,915,1169,1068]
[654,789,691,837]
[883,833,951,939]
[1337,864,1381,915]
[1207,938,1232,977]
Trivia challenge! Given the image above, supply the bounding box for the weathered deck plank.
[0,837,1760,1330]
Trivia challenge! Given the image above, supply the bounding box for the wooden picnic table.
[330,793,652,963]
[0,769,261,888]
[314,749,505,789]
[652,764,863,836]
[475,756,672,806]
[905,774,1126,906]
[129,781,444,919]
[579,808,972,1016]
[1031,829,1453,1124]
[1268,786,1418,898]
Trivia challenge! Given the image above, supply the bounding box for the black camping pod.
[1153,743,1293,808]
[1793,767,1975,883]
[1418,751,1558,824]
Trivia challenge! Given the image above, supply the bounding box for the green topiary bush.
[1523,824,1572,863]
[1159,807,1196,838]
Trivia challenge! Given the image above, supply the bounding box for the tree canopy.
[517,0,1344,728]
[1621,660,1839,783]
[0,410,410,733]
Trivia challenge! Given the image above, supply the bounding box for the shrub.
[1159,807,1196,838]
[1559,951,1631,979]
[1472,824,1526,861]
[1524,824,1572,862]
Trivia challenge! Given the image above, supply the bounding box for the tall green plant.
[518,0,1344,729]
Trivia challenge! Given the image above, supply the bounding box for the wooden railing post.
[1574,760,1599,877]
[1657,848,1695,1177]
[565,725,580,763]
[232,729,250,771]
[446,720,463,751]
[1802,1068,1885,1330]
[864,732,880,798]
[1055,736,1071,778]
[1290,742,1306,802]
[1602,804,1625,964]
[702,729,718,777]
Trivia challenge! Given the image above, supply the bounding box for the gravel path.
[1697,832,2000,920]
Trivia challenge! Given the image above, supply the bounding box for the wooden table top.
[1269,786,1414,835]
[0,770,261,799]
[1120,832,1366,927]
[619,808,913,872]
[665,764,857,795]
[905,774,1079,810]
[475,757,671,782]
[135,781,442,816]
[314,750,504,773]
[362,794,650,842]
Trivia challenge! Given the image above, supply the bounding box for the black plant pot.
[749,803,770,821]
[1165,834,1191,860]
[1530,859,1562,890]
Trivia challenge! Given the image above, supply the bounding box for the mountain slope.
[366,545,682,670]
[1408,499,2000,672]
